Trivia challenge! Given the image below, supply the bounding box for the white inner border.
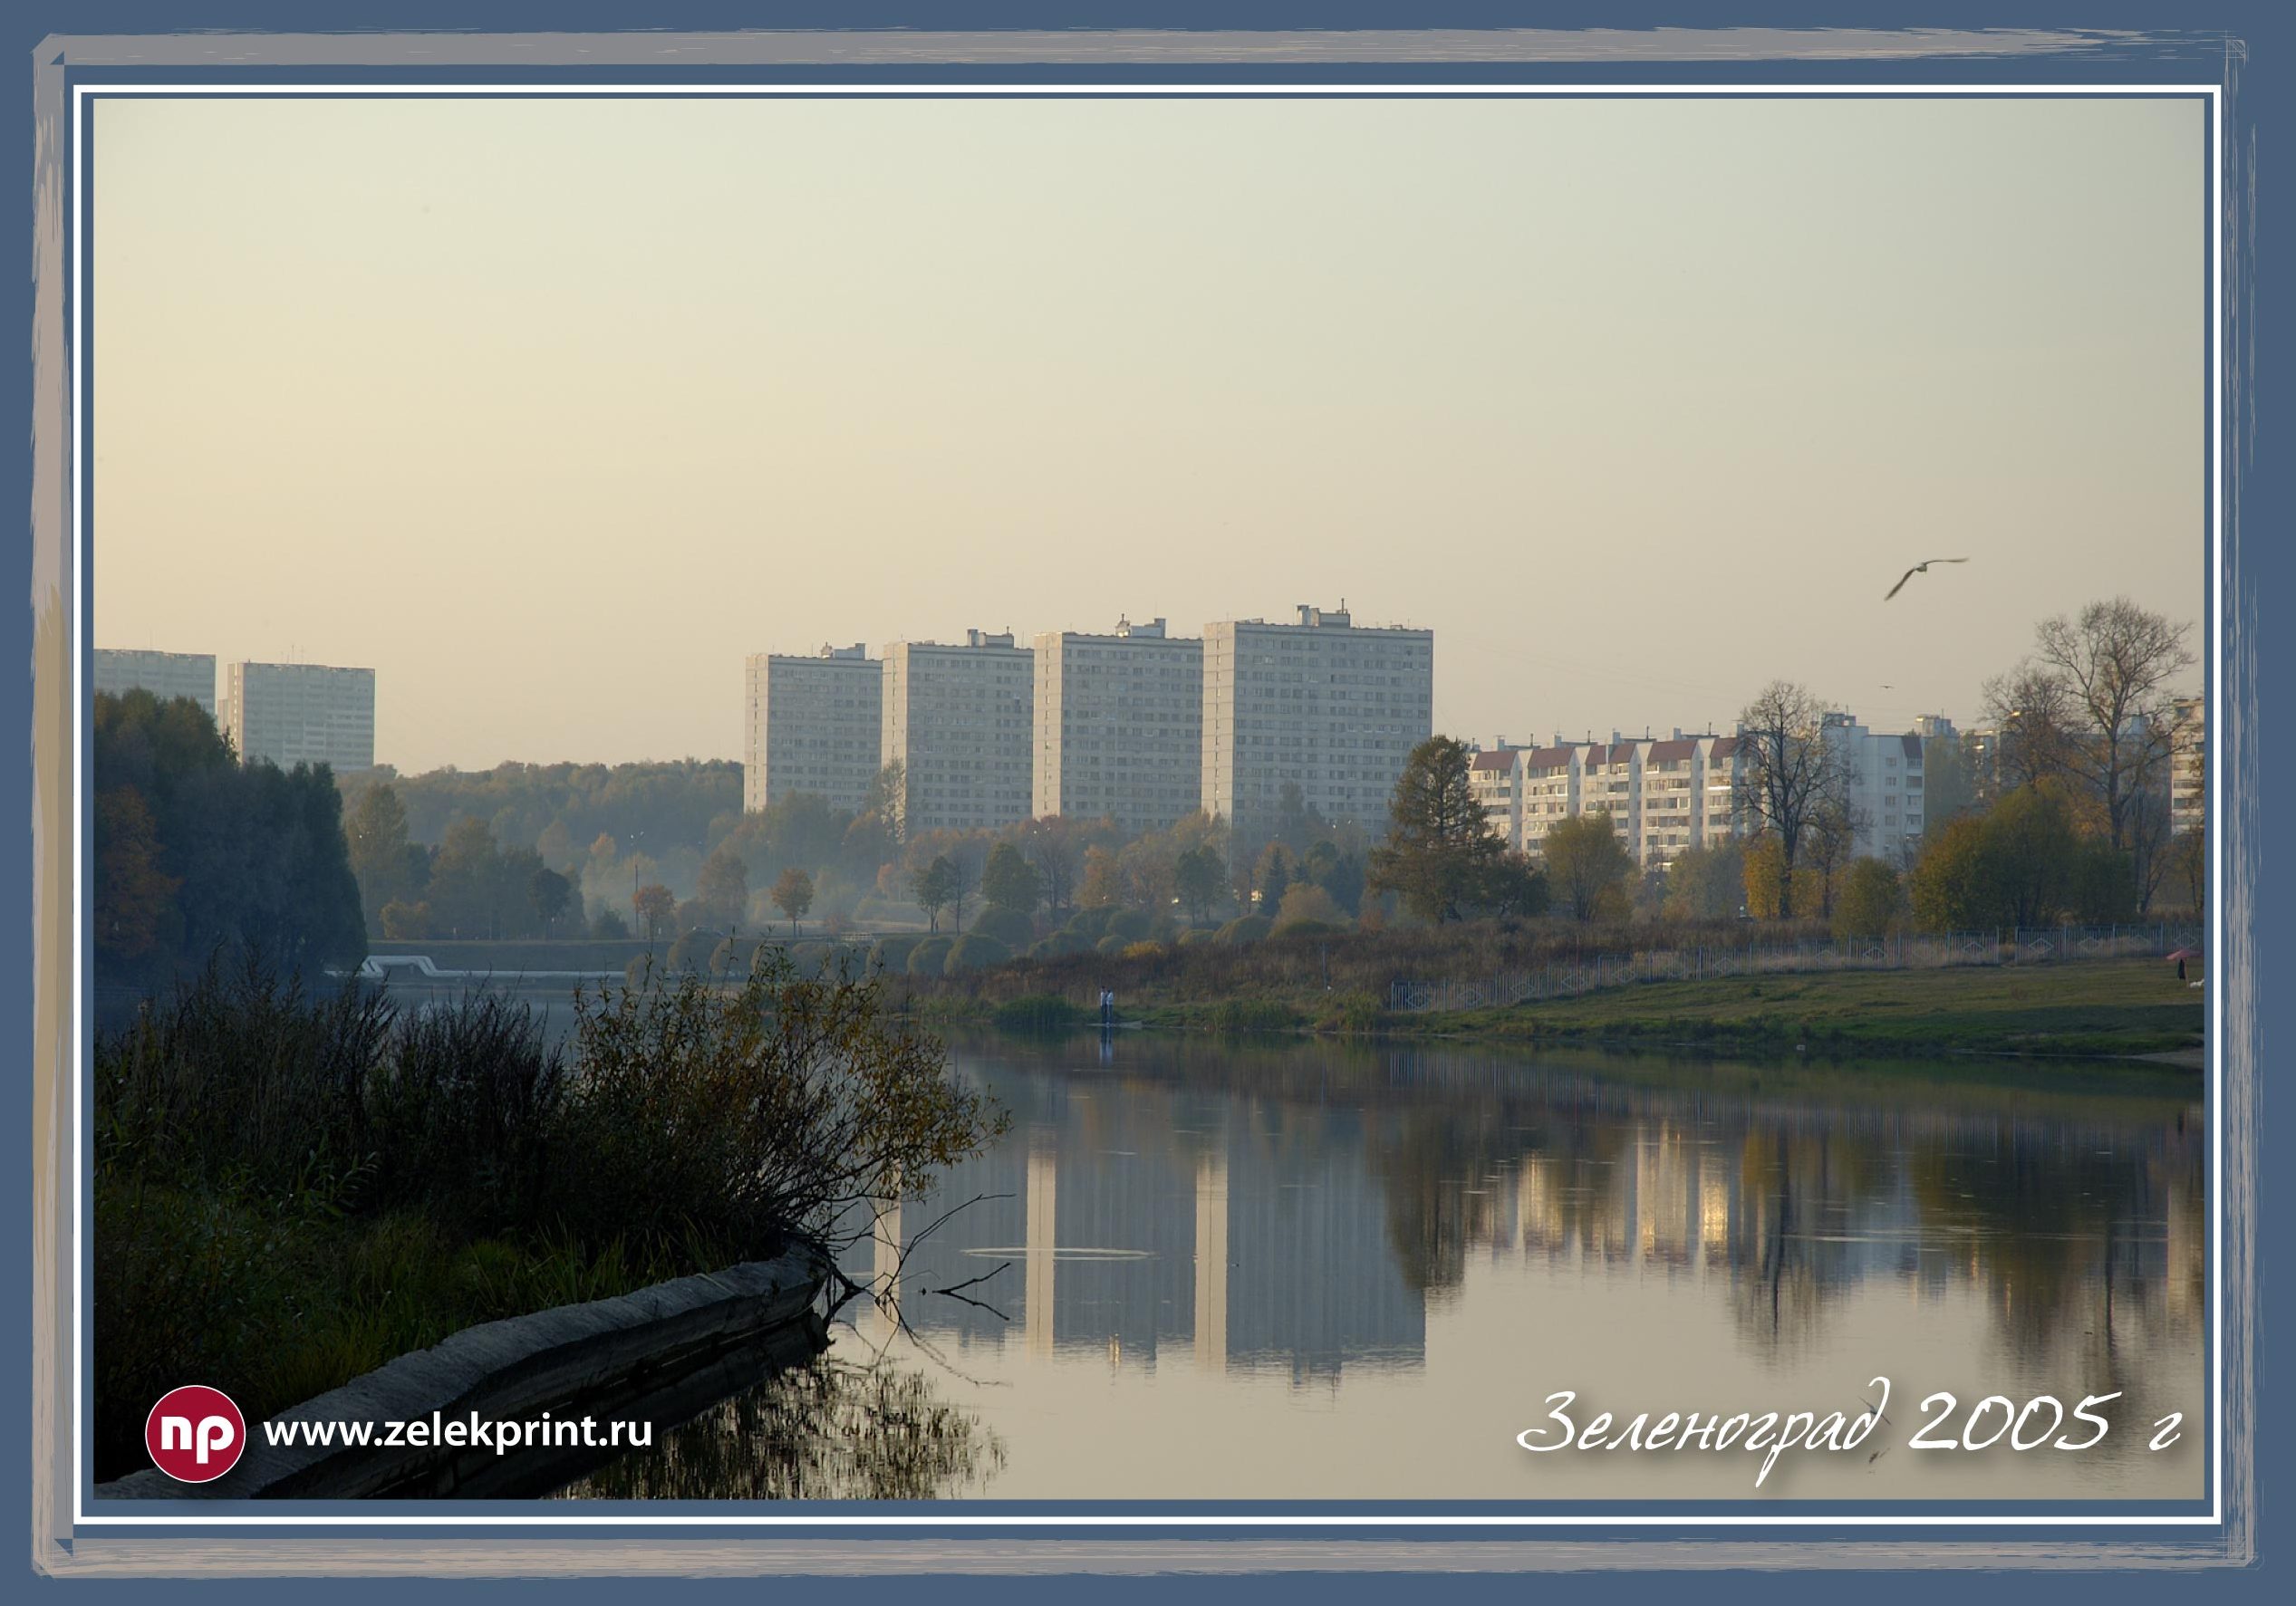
[70,81,2226,1531]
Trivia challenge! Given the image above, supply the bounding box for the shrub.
[1106,908,1154,942]
[1063,906,1116,944]
[667,928,723,975]
[1208,997,1298,1032]
[1274,883,1345,931]
[1314,990,1385,1034]
[1270,918,1344,941]
[991,994,1087,1032]
[871,934,924,973]
[943,933,1013,975]
[968,905,1035,950]
[906,936,955,976]
[1095,933,1131,955]
[1175,926,1211,947]
[1213,915,1273,947]
[1120,941,1163,961]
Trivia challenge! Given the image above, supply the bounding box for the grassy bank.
[949,959,2203,1062]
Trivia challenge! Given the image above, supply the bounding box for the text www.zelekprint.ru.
[262,1412,654,1456]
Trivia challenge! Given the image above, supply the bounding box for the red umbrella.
[2166,947,2201,963]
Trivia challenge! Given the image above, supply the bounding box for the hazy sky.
[93,94,2204,774]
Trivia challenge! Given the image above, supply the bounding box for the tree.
[910,857,959,933]
[1741,835,1788,921]
[1476,852,1549,921]
[93,786,179,961]
[771,866,815,934]
[1907,815,1992,932]
[1272,882,1344,931]
[1834,859,1903,940]
[1732,681,1851,918]
[1662,841,1744,921]
[345,782,421,929]
[633,881,677,941]
[1253,842,1294,912]
[863,760,907,844]
[1366,736,1505,924]
[1301,839,1366,916]
[427,813,505,938]
[1799,800,1862,919]
[697,841,750,928]
[528,866,574,937]
[1173,844,1227,926]
[1024,814,1092,916]
[1987,598,2195,911]
[1077,845,1122,909]
[1541,809,1634,923]
[979,841,1042,915]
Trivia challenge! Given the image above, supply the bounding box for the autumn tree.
[1077,845,1123,909]
[94,786,180,962]
[633,882,678,941]
[1366,736,1506,925]
[1833,858,1903,940]
[771,866,815,934]
[1541,809,1634,923]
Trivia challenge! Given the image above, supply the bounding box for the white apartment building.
[225,661,375,772]
[93,648,217,718]
[743,644,883,814]
[1820,711,1925,865]
[882,630,1036,835]
[1468,741,1528,844]
[1033,616,1203,833]
[1510,729,1749,870]
[1201,603,1433,832]
[2169,695,2205,837]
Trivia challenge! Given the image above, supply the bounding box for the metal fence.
[1385,923,2204,1014]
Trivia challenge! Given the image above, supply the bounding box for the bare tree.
[1989,598,2195,911]
[1799,798,1865,919]
[1732,681,1850,919]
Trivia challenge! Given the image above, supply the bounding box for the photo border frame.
[15,12,2274,1584]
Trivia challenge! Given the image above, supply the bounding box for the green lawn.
[1438,958,2204,1058]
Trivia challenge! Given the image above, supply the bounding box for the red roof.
[1523,745,1577,771]
[1648,738,1698,761]
[1471,750,1517,773]
[1709,736,1741,760]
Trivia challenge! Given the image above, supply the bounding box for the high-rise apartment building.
[743,644,883,814]
[882,630,1035,834]
[224,661,375,772]
[2169,695,2205,838]
[93,648,217,718]
[1033,616,1202,833]
[1820,711,1925,865]
[1201,604,1433,833]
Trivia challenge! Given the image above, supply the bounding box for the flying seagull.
[1884,557,1969,601]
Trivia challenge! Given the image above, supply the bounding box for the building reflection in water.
[841,1035,2204,1415]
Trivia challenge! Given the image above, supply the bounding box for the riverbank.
[931,959,2204,1063]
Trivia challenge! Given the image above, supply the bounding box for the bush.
[1213,915,1274,947]
[666,928,723,975]
[943,933,1013,975]
[1175,926,1211,947]
[1313,990,1385,1034]
[871,934,924,973]
[906,936,955,976]
[968,905,1035,949]
[1106,908,1154,942]
[1270,918,1344,941]
[92,956,1008,1480]
[1095,932,1131,955]
[990,994,1087,1032]
[1063,906,1116,944]
[709,938,753,979]
[1120,941,1163,961]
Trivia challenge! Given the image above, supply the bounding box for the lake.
[563,1031,2207,1504]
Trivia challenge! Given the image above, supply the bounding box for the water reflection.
[555,1358,1005,1501]
[825,1035,2204,1501]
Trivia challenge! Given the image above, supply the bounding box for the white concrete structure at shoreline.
[1201,603,1433,833]
[882,630,1036,834]
[743,644,883,814]
[224,660,375,772]
[94,648,217,718]
[1033,616,1203,833]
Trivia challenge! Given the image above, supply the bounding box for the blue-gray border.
[14,6,2282,1591]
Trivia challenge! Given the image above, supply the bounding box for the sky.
[92,94,2204,774]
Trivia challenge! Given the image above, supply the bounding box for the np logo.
[144,1386,246,1483]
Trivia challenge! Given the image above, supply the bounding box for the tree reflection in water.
[556,1358,1006,1501]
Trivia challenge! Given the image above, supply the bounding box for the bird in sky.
[1884,557,1970,601]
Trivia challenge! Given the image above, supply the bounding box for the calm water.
[566,1033,2206,1504]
